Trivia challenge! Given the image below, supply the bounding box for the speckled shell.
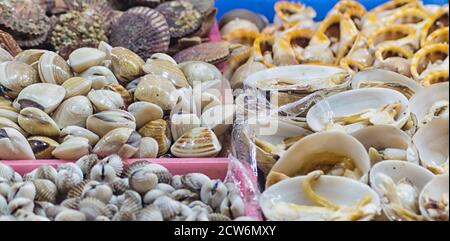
[93,127,142,159]
[174,41,231,64]
[13,83,66,114]
[52,96,93,130]
[0,61,39,99]
[110,47,145,83]
[0,0,51,36]
[171,127,222,158]
[109,7,170,60]
[156,0,203,38]
[138,119,171,157]
[38,52,73,85]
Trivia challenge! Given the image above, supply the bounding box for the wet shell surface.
[93,127,142,159]
[419,174,449,221]
[86,110,136,137]
[109,47,144,84]
[0,61,39,99]
[109,7,170,60]
[18,107,60,137]
[134,74,178,111]
[142,58,190,89]
[133,137,159,158]
[68,47,106,73]
[14,83,66,114]
[80,66,118,90]
[28,136,59,159]
[52,96,93,129]
[88,89,125,112]
[61,77,93,100]
[171,127,222,158]
[38,52,73,85]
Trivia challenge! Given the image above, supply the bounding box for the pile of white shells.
[0,154,253,221]
[0,42,234,161]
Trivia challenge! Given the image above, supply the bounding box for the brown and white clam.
[0,61,39,99]
[170,113,201,141]
[103,84,133,108]
[93,127,142,159]
[143,58,190,89]
[80,66,119,90]
[127,102,163,129]
[0,105,19,123]
[52,137,92,160]
[60,126,100,147]
[68,47,106,73]
[52,96,93,129]
[0,128,35,160]
[133,137,159,159]
[13,83,66,114]
[171,127,222,158]
[61,77,93,99]
[88,89,125,112]
[179,61,223,87]
[86,110,136,137]
[138,119,171,157]
[13,49,48,70]
[134,74,178,111]
[28,136,59,160]
[38,51,73,85]
[110,47,145,83]
[33,179,58,203]
[18,107,60,137]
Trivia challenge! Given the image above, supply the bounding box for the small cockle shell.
[80,66,119,90]
[52,137,91,160]
[153,196,191,221]
[55,169,83,194]
[86,110,136,137]
[18,107,60,137]
[55,210,86,221]
[171,127,222,158]
[52,96,93,129]
[61,77,93,100]
[122,160,151,178]
[109,178,129,195]
[82,181,113,204]
[79,197,113,221]
[182,173,211,192]
[75,154,99,177]
[0,127,35,160]
[133,137,159,158]
[138,119,171,157]
[137,204,164,221]
[142,163,172,184]
[28,136,59,159]
[101,155,124,177]
[179,61,222,86]
[110,47,145,83]
[142,58,190,88]
[93,127,142,159]
[0,61,39,99]
[14,83,66,114]
[68,47,106,73]
[134,74,178,111]
[8,182,36,201]
[33,179,58,203]
[7,198,34,215]
[88,89,125,112]
[58,163,84,178]
[38,51,73,85]
[90,162,117,183]
[170,113,201,141]
[172,189,199,203]
[0,162,15,181]
[61,126,100,146]
[144,189,169,205]
[33,164,58,183]
[201,179,228,210]
[129,169,159,194]
[128,102,164,129]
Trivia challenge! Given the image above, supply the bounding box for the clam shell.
[200,179,227,209]
[89,163,117,183]
[52,96,93,129]
[13,49,48,70]
[419,174,449,221]
[128,102,163,129]
[260,173,380,221]
[142,163,172,184]
[18,107,60,137]
[122,160,151,178]
[100,154,124,177]
[129,169,158,194]
[410,43,448,81]
[8,182,36,201]
[61,77,93,99]
[14,83,66,114]
[0,105,18,123]
[133,137,159,158]
[109,47,144,83]
[7,198,34,215]
[80,66,119,90]
[174,41,231,64]
[82,181,113,203]
[109,178,129,195]
[33,179,58,203]
[0,61,39,99]
[134,74,178,111]
[55,210,86,221]
[60,126,100,146]
[0,162,15,181]
[0,127,35,160]
[28,136,59,159]
[137,204,164,221]
[93,127,142,159]
[410,82,449,127]
[56,169,83,194]
[142,59,190,88]
[267,131,371,187]
[182,173,210,192]
[0,117,26,136]
[88,89,125,112]
[179,61,222,86]
[79,197,112,221]
[138,119,171,157]
[38,52,73,85]
[52,137,92,160]
[68,47,106,73]
[109,7,170,60]
[171,113,201,141]
[171,127,222,158]
[86,110,136,137]
[75,154,99,177]
[34,164,58,183]
[200,104,235,137]
[103,83,133,108]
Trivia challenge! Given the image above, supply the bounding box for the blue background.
[215,0,448,21]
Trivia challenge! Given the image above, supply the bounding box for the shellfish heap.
[220,0,449,221]
[0,156,253,221]
[1,41,233,161]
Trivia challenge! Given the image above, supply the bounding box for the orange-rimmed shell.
[410,43,449,79]
[368,24,418,50]
[283,28,314,62]
[421,70,449,87]
[335,14,360,63]
[340,57,367,75]
[274,1,316,27]
[253,35,276,67]
[420,6,449,46]
[385,7,430,27]
[374,45,414,76]
[222,30,260,46]
[331,0,366,28]
[342,34,374,68]
[424,27,449,46]
[370,0,420,15]
[375,45,414,61]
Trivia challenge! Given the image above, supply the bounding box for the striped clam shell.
[86,110,136,137]
[171,127,222,158]
[38,52,73,85]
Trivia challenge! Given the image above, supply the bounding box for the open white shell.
[410,82,449,126]
[419,174,449,221]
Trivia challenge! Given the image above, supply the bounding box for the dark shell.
[15,31,49,48]
[156,0,203,39]
[219,9,269,31]
[190,7,217,38]
[109,7,170,60]
[126,0,162,8]
[174,41,231,64]
[191,0,215,15]
[35,0,55,15]
[0,30,22,56]
[0,0,51,36]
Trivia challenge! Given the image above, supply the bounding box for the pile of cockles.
[0,154,253,221]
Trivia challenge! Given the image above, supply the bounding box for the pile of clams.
[0,155,254,221]
[223,0,449,221]
[1,41,234,161]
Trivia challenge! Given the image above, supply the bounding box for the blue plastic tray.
[216,0,448,21]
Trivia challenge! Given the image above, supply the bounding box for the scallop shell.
[93,127,142,159]
[0,127,35,160]
[28,136,59,159]
[143,58,190,89]
[61,126,100,146]
[18,107,60,137]
[109,178,129,195]
[38,52,73,85]
[52,96,93,129]
[55,169,83,194]
[266,131,371,188]
[138,119,171,157]
[129,169,158,194]
[127,102,163,129]
[109,47,144,83]
[171,127,222,158]
[156,0,202,38]
[174,41,231,64]
[133,137,159,159]
[55,210,86,221]
[89,162,117,183]
[0,0,51,36]
[52,137,92,160]
[33,179,58,203]
[100,154,124,177]
[134,74,178,111]
[14,83,66,114]
[86,110,136,137]
[68,47,106,73]
[0,61,39,99]
[80,66,119,90]
[88,89,125,112]
[61,77,93,99]
[79,197,112,221]
[60,197,81,210]
[109,7,170,60]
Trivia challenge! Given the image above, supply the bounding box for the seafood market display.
[0,155,252,221]
[0,0,449,222]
